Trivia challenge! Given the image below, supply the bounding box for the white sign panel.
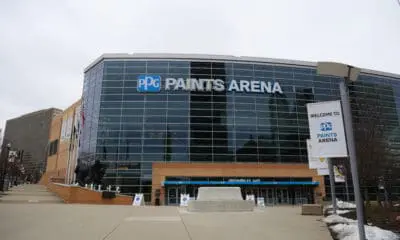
[257,197,265,207]
[180,194,190,207]
[132,193,144,206]
[317,168,329,176]
[307,139,328,169]
[334,165,346,183]
[307,100,348,158]
[246,194,255,202]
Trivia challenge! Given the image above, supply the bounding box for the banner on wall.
[65,115,73,141]
[306,100,348,158]
[60,116,68,141]
[307,139,328,169]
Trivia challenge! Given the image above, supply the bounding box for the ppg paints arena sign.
[137,75,283,94]
[306,100,348,158]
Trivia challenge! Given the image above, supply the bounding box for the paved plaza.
[0,185,331,240]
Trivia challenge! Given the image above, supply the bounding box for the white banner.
[180,194,190,207]
[307,139,328,169]
[132,193,145,206]
[334,165,346,182]
[307,100,348,158]
[317,168,329,176]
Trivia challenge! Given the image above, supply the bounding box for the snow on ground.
[327,209,351,215]
[324,215,399,240]
[323,214,356,225]
[330,223,399,240]
[337,200,356,209]
[326,199,357,210]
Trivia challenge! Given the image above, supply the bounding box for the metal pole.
[339,81,367,240]
[328,158,337,214]
[345,175,350,202]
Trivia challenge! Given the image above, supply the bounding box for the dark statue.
[74,159,106,187]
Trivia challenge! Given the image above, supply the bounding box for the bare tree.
[350,83,398,206]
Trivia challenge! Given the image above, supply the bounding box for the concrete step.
[0,199,64,204]
[0,184,63,204]
[6,191,56,196]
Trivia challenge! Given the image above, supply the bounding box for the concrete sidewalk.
[0,203,331,240]
[0,184,63,203]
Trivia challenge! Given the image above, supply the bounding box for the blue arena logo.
[320,122,332,131]
[137,75,161,92]
[317,121,337,143]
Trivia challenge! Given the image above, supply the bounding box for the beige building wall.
[41,99,81,185]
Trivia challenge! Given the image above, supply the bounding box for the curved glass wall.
[80,58,400,201]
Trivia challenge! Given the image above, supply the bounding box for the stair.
[0,184,64,204]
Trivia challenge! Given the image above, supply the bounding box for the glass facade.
[79,57,400,201]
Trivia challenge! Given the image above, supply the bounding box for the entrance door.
[266,188,275,205]
[167,187,178,205]
[276,188,289,204]
[295,189,304,204]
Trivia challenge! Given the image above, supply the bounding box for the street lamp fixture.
[317,62,361,82]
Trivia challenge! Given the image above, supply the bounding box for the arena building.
[79,53,400,205]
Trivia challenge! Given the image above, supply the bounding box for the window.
[48,140,59,156]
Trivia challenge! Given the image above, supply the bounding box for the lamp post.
[0,143,11,191]
[317,62,366,240]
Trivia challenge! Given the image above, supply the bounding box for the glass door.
[281,188,289,204]
[167,187,178,205]
[266,188,275,205]
[276,188,289,204]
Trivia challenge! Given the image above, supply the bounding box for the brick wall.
[47,183,133,205]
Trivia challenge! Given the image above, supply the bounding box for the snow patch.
[327,210,351,215]
[330,223,399,240]
[324,215,356,225]
[326,199,356,210]
[324,214,399,240]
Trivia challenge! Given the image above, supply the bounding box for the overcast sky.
[0,0,399,133]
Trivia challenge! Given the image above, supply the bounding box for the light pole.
[0,143,11,191]
[328,158,337,214]
[317,62,366,240]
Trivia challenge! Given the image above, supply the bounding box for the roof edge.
[84,53,400,79]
